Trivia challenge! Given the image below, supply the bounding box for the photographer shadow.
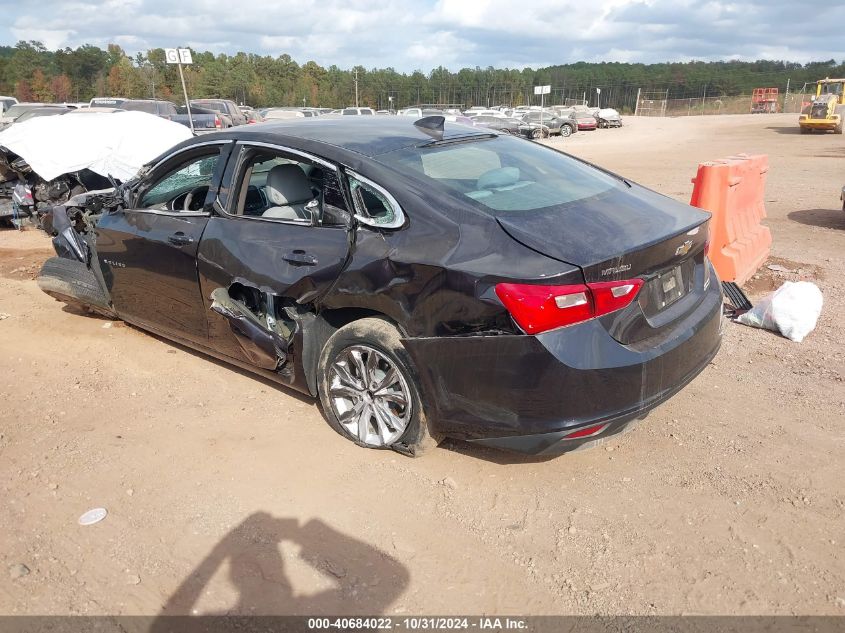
[149,512,409,629]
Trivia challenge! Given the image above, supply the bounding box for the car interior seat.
[262,164,316,219]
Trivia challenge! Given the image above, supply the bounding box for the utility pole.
[784,78,790,113]
[701,83,707,115]
[635,88,641,116]
[165,48,195,131]
[353,69,359,107]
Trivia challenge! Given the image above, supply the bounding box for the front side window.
[139,153,220,211]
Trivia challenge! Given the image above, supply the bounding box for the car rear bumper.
[403,280,722,454]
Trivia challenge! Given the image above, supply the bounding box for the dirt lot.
[1,113,843,616]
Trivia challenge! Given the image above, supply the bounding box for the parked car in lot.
[190,99,247,126]
[89,97,127,108]
[596,108,623,128]
[0,96,18,115]
[519,111,577,138]
[67,107,125,114]
[171,105,228,132]
[36,116,722,457]
[0,103,47,129]
[242,108,264,124]
[573,110,598,130]
[341,107,376,115]
[263,108,307,120]
[121,99,178,119]
[8,105,71,126]
[470,114,522,134]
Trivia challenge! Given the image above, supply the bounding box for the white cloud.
[3,0,845,70]
[9,27,74,50]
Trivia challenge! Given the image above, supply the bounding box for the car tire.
[317,317,441,457]
[37,257,115,318]
[559,124,572,138]
[836,121,843,135]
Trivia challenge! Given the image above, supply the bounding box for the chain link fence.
[635,92,811,117]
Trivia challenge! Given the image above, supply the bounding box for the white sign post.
[166,48,195,134]
[595,87,602,108]
[534,85,551,131]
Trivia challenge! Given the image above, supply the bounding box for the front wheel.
[559,124,573,138]
[317,318,440,456]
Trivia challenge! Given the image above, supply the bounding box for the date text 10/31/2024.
[307,617,528,630]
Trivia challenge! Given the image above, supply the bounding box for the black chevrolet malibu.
[38,117,722,456]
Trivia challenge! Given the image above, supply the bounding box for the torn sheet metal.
[209,287,293,371]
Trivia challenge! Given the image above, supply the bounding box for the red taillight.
[563,423,608,439]
[214,115,222,128]
[588,279,645,316]
[495,278,644,334]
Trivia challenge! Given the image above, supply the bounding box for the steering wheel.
[183,186,209,211]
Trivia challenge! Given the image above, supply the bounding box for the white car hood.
[0,111,192,182]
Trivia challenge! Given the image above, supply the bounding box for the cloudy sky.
[2,0,843,71]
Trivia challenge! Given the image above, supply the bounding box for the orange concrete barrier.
[690,154,772,285]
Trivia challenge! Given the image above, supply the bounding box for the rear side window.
[348,174,402,228]
[342,109,358,115]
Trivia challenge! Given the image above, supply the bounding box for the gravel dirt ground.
[0,113,843,617]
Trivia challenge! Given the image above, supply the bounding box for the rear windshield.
[122,101,157,114]
[91,98,125,107]
[374,134,618,213]
[192,100,226,113]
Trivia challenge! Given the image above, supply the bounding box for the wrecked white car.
[0,111,191,229]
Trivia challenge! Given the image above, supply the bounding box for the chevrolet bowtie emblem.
[675,240,693,257]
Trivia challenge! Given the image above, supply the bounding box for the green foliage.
[0,40,842,109]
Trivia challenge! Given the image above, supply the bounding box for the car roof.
[169,116,495,159]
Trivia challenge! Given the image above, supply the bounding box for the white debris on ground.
[736,281,824,342]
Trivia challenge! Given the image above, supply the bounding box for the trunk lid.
[496,184,712,344]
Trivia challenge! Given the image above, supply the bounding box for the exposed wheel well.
[302,306,405,396]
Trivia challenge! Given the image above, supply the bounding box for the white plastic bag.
[736,281,823,342]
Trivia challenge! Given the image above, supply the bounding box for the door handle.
[282,250,318,266]
[168,232,193,246]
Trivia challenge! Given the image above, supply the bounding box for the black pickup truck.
[171,105,228,133]
[189,99,247,127]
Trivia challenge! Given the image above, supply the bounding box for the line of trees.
[1,41,842,111]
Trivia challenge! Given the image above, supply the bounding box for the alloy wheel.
[328,344,412,446]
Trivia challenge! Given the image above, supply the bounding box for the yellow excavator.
[799,78,845,134]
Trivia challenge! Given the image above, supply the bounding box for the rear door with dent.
[195,142,353,376]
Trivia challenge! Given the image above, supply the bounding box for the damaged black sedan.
[38,117,722,456]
